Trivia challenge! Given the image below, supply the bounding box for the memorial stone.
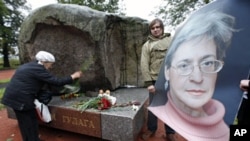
[9,3,151,141]
[7,88,148,141]
[18,3,149,91]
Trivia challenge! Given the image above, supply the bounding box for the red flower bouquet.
[98,97,112,110]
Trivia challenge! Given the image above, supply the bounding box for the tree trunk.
[3,39,10,68]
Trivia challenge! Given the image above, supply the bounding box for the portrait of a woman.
[148,10,235,141]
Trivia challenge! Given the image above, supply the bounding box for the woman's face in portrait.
[150,22,163,38]
[165,38,218,111]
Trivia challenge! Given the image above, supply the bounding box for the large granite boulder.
[18,4,149,92]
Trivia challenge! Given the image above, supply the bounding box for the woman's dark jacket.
[1,61,73,111]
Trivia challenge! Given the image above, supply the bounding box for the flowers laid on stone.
[60,84,81,99]
[72,89,115,112]
[57,57,141,111]
[60,93,81,99]
[132,104,139,111]
[72,89,141,112]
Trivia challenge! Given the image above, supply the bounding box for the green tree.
[153,0,214,28]
[0,0,29,68]
[0,0,9,59]
[57,0,125,15]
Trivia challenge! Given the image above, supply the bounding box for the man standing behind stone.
[140,18,176,141]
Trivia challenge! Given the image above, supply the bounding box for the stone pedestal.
[7,88,148,141]
[100,88,148,141]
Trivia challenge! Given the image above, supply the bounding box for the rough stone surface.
[18,4,149,91]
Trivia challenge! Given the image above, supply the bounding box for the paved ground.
[0,69,186,141]
[0,69,15,80]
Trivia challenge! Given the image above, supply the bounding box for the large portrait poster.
[149,0,250,140]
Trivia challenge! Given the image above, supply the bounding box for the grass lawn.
[0,79,10,83]
[0,57,20,70]
[0,65,12,110]
[0,88,5,110]
[0,57,19,110]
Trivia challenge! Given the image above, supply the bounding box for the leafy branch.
[60,56,95,94]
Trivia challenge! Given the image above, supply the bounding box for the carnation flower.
[72,89,141,112]
[132,104,139,111]
[76,92,116,112]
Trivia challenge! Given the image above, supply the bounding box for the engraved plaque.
[44,106,101,138]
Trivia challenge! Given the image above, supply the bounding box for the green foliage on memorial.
[60,56,95,94]
[75,96,101,111]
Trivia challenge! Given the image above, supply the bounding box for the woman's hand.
[240,79,250,91]
[71,71,83,80]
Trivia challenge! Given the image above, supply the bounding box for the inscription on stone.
[43,106,101,138]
